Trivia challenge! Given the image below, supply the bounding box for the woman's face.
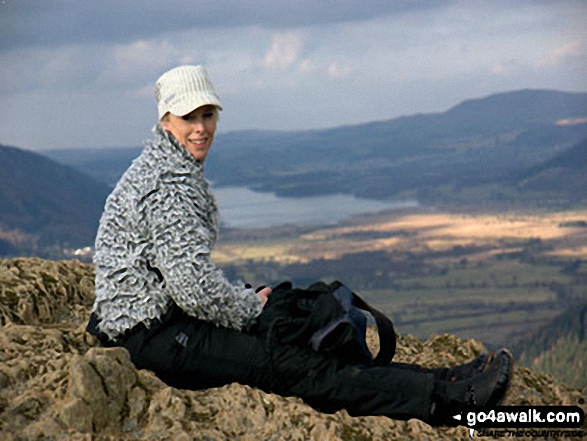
[161,105,218,162]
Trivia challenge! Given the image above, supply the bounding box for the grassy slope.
[512,301,587,388]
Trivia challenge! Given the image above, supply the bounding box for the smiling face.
[160,105,218,162]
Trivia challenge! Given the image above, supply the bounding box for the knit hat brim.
[165,92,222,118]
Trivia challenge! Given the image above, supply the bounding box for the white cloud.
[327,62,350,79]
[263,31,305,70]
[108,39,186,83]
[299,59,316,73]
[488,63,509,76]
[1,1,586,150]
[534,41,583,68]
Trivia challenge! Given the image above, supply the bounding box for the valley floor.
[214,206,587,350]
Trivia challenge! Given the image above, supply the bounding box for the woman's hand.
[257,286,272,305]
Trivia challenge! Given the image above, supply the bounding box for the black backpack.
[251,281,396,366]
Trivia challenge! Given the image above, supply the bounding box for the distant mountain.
[0,144,111,256]
[512,301,587,389]
[44,89,587,205]
[6,89,587,257]
[536,135,587,169]
[46,146,143,187]
[516,136,587,202]
[438,89,587,135]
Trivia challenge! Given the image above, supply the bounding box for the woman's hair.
[210,106,220,122]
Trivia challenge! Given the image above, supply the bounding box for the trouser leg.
[120,314,434,422]
[391,361,450,378]
[268,342,435,421]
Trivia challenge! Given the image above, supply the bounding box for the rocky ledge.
[0,258,585,440]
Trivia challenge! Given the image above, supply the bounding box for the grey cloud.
[1,0,452,51]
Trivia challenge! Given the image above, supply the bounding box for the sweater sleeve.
[141,175,263,331]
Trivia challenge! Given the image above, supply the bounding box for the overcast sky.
[1,0,586,151]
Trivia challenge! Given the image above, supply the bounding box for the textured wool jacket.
[91,126,263,340]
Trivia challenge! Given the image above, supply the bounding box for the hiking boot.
[428,349,514,427]
[433,352,494,382]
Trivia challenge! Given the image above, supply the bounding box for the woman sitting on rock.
[87,65,513,427]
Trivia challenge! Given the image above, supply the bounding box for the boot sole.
[486,349,514,407]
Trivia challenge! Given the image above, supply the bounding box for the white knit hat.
[155,65,222,119]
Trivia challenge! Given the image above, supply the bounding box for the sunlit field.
[216,209,587,262]
[214,208,587,348]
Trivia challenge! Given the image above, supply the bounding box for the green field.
[355,260,583,348]
[217,209,587,350]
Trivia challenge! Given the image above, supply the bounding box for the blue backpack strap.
[310,281,396,366]
[309,284,372,364]
[350,291,396,365]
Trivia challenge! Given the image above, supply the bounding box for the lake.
[213,186,418,229]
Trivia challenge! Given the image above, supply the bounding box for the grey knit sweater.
[91,126,263,340]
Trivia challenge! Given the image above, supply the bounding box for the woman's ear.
[160,113,170,130]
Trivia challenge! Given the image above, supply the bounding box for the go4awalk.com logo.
[451,405,585,438]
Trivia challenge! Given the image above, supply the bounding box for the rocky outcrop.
[0,258,585,440]
[0,257,94,326]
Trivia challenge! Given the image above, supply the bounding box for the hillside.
[517,136,587,201]
[512,301,587,389]
[3,89,583,259]
[0,145,111,257]
[219,90,587,202]
[44,89,587,206]
[0,258,585,440]
[45,146,143,188]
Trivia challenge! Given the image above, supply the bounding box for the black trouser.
[115,308,435,422]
